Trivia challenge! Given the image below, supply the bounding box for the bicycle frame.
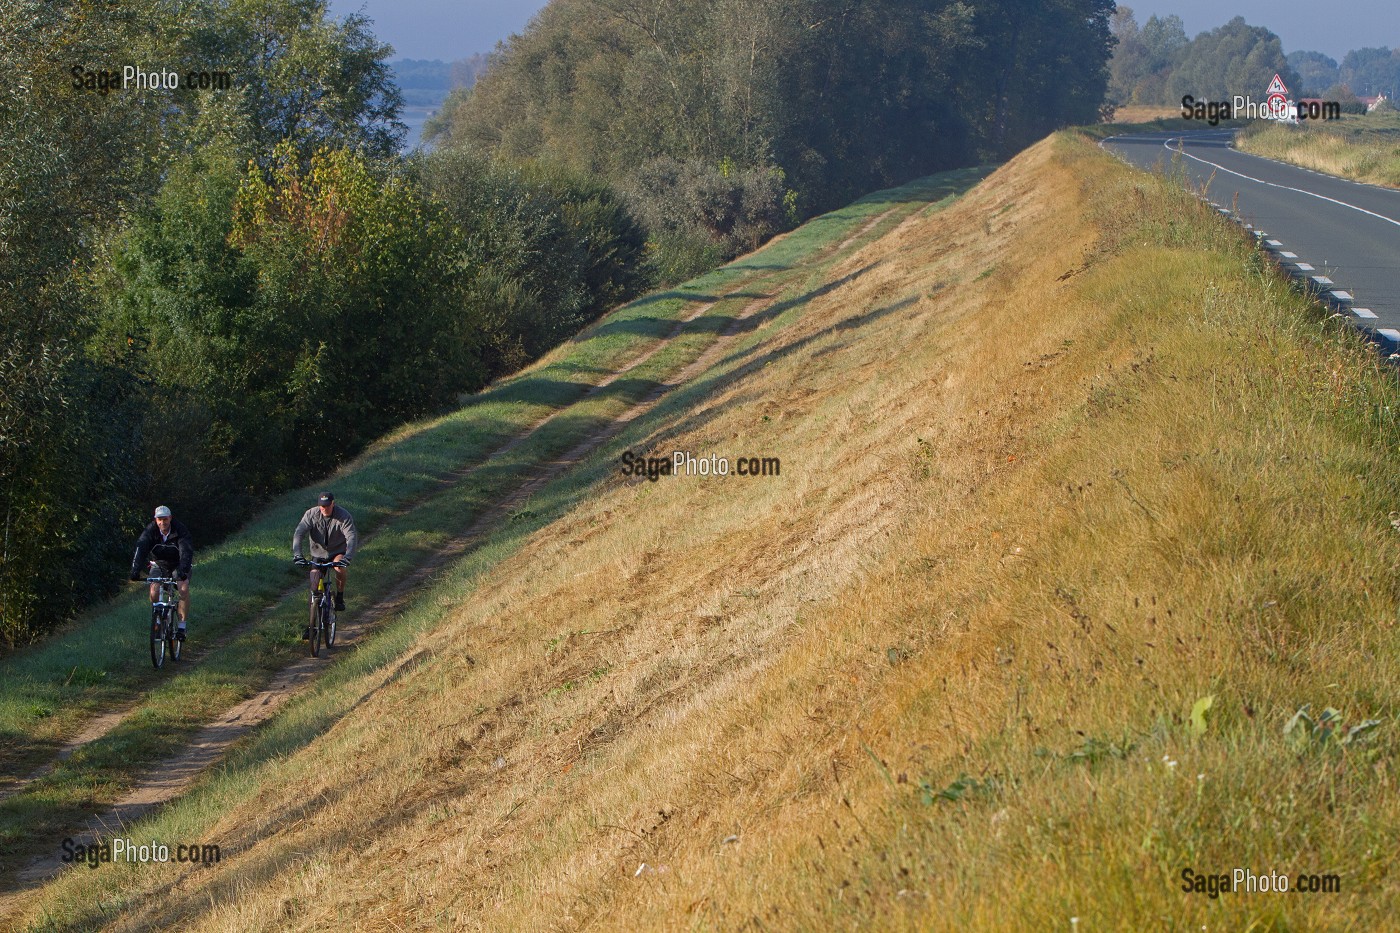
[297,558,344,657]
[147,573,182,668]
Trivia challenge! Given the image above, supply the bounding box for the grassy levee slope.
[10,133,1400,930]
[0,170,986,885]
[1235,112,1400,188]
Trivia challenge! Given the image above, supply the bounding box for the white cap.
[154,506,172,519]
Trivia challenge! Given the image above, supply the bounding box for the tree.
[421,150,650,372]
[1135,14,1188,103]
[92,150,268,518]
[0,0,182,643]
[1340,47,1400,98]
[1288,51,1339,98]
[231,145,469,476]
[1166,17,1297,104]
[976,0,1116,152]
[1107,7,1145,106]
[191,0,406,162]
[1108,8,1187,105]
[432,0,1115,262]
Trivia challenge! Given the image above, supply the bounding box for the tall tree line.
[429,0,1116,278]
[1109,12,1298,106]
[1109,9,1399,107]
[1286,47,1400,100]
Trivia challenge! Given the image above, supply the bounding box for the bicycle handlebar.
[294,558,347,569]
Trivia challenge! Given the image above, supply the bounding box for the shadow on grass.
[568,312,687,346]
[481,375,595,408]
[0,729,63,788]
[638,294,924,451]
[724,263,881,343]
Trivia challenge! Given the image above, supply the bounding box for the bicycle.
[145,566,183,669]
[295,558,345,657]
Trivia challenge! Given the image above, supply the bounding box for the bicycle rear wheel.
[326,602,337,648]
[151,609,166,669]
[170,624,182,662]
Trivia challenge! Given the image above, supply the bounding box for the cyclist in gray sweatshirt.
[292,491,358,613]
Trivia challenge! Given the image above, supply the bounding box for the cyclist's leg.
[332,554,346,610]
[152,561,173,596]
[176,577,190,637]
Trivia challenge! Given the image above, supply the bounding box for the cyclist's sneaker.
[176,623,187,641]
[334,592,345,612]
[302,626,312,641]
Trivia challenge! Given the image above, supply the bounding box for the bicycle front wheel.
[310,598,323,658]
[308,593,320,657]
[151,610,166,669]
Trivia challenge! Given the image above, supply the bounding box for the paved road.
[1103,129,1400,351]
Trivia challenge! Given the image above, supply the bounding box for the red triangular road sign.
[1266,74,1289,97]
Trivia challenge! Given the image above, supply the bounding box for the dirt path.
[836,204,902,253]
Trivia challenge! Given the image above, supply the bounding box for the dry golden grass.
[14,133,1400,931]
[1236,114,1400,187]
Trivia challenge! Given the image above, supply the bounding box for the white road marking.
[1100,133,1398,353]
[1161,136,1400,229]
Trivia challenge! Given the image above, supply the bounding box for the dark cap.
[318,492,334,505]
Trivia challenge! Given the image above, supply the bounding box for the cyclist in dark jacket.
[292,491,358,615]
[130,505,194,639]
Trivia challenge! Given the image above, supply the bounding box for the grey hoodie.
[292,505,359,561]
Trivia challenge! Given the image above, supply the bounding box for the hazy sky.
[325,0,549,59]
[1128,0,1395,61]
[327,0,1391,64]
